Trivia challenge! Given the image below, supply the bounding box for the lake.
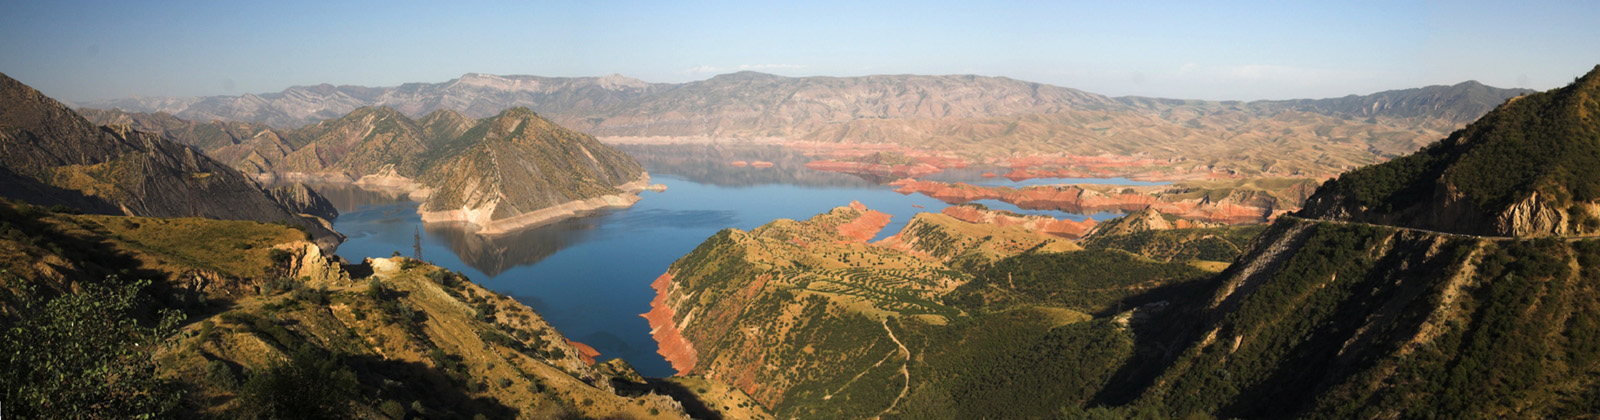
[322,144,1160,377]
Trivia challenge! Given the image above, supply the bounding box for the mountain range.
[82,103,650,235]
[0,73,343,248]
[82,72,1533,178]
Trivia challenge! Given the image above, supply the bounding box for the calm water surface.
[324,145,1161,377]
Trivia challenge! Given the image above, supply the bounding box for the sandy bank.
[420,172,664,236]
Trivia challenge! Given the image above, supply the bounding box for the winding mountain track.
[1277,215,1600,242]
[874,318,911,420]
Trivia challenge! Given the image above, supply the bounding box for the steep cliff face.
[267,183,339,220]
[0,73,342,249]
[1298,65,1600,237]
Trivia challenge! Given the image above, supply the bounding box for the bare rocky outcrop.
[277,241,349,286]
[1495,192,1569,237]
[267,183,339,220]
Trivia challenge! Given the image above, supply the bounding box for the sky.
[2,0,1598,103]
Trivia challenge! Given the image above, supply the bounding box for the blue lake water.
[324,145,1162,377]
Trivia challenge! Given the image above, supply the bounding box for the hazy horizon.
[43,69,1568,107]
[3,0,1598,103]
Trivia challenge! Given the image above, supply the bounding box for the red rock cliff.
[836,201,893,242]
[641,272,698,375]
[565,339,601,365]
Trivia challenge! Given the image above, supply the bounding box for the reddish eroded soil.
[998,154,1246,182]
[641,273,698,375]
[892,179,1289,225]
[566,339,602,365]
[836,201,893,242]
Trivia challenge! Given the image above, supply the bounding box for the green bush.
[0,278,183,419]
[239,346,358,419]
[379,400,406,419]
[206,359,238,389]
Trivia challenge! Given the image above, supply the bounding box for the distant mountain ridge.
[83,72,1532,177]
[0,73,343,248]
[83,72,1524,131]
[83,102,649,235]
[86,73,666,129]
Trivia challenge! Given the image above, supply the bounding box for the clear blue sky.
[2,0,1597,103]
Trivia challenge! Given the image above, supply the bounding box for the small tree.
[379,400,407,419]
[239,346,359,419]
[367,278,387,300]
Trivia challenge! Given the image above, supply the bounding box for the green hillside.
[1302,65,1600,237]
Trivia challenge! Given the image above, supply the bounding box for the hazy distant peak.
[709,71,784,81]
[595,73,650,90]
[453,72,524,89]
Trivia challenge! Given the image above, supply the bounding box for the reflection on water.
[291,182,413,211]
[925,168,1172,187]
[613,143,878,187]
[424,217,604,277]
[312,145,1167,377]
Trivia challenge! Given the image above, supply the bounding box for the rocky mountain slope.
[410,108,650,234]
[0,73,342,248]
[0,199,689,419]
[83,72,1531,178]
[1299,65,1600,237]
[83,101,651,234]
